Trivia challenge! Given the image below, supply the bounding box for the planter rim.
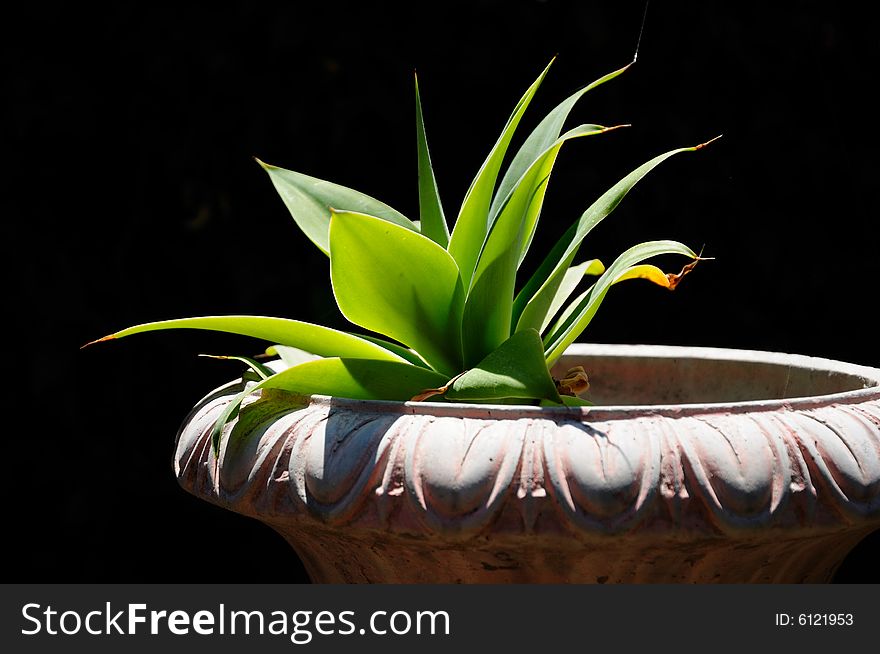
[294,344,880,419]
[176,342,880,582]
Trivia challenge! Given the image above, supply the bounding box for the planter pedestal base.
[274,526,874,584]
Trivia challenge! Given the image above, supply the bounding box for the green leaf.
[447,59,554,288]
[210,357,450,455]
[461,124,607,366]
[543,240,697,364]
[329,210,465,376]
[540,260,700,353]
[209,385,254,457]
[445,329,561,402]
[256,159,418,255]
[352,333,431,369]
[511,124,620,268]
[89,315,408,363]
[489,62,632,223]
[264,344,321,368]
[512,143,706,330]
[210,385,308,459]
[415,73,449,247]
[261,357,449,401]
[516,259,605,335]
[198,354,275,379]
[224,388,309,460]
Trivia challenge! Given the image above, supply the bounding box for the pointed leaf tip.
[665,256,708,290]
[694,135,723,150]
[600,124,631,134]
[80,334,116,349]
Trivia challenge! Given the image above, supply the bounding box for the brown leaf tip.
[80,334,116,349]
[665,258,706,290]
[410,370,468,403]
[694,134,723,151]
[410,388,444,403]
[601,124,632,134]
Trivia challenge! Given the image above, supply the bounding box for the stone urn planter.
[174,344,880,583]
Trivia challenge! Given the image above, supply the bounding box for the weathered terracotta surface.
[174,345,880,583]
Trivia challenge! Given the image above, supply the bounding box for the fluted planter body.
[175,345,880,583]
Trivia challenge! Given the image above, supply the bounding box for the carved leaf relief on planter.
[175,345,880,583]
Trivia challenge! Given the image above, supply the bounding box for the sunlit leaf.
[516,258,605,335]
[544,240,697,364]
[88,63,716,412]
[415,73,449,247]
[264,344,321,368]
[209,356,450,454]
[257,159,418,255]
[353,334,431,368]
[615,263,671,286]
[198,354,275,379]
[447,59,554,288]
[510,125,623,268]
[512,141,712,330]
[540,259,704,346]
[329,210,464,375]
[490,62,632,223]
[462,124,609,366]
[445,329,560,402]
[222,388,309,461]
[85,315,408,362]
[260,357,449,401]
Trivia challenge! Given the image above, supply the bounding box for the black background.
[8,1,878,582]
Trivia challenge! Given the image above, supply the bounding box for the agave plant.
[87,59,714,451]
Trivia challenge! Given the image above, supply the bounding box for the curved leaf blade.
[198,354,275,379]
[538,263,681,347]
[461,124,606,366]
[513,125,623,268]
[446,329,561,402]
[329,210,465,375]
[264,344,322,368]
[210,356,450,455]
[512,142,709,330]
[415,74,449,247]
[210,386,254,457]
[615,263,673,286]
[447,59,554,288]
[353,333,431,369]
[257,159,418,255]
[516,258,605,335]
[261,357,449,401]
[224,388,308,460]
[490,62,632,222]
[544,240,697,364]
[86,315,407,363]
